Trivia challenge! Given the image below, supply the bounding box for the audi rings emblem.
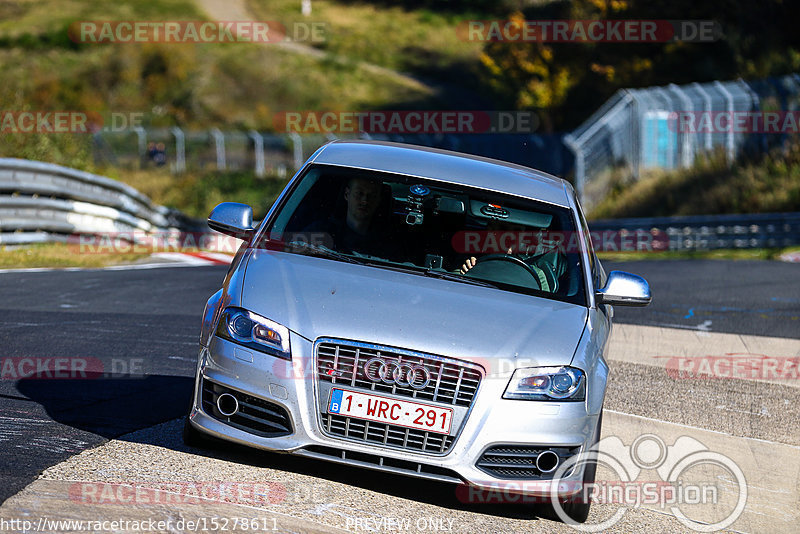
[363,358,431,390]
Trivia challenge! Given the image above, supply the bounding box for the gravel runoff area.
[1,417,710,534]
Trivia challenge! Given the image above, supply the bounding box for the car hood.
[240,249,588,368]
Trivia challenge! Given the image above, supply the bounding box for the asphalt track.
[0,259,797,527]
[607,260,800,339]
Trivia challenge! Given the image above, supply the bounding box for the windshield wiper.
[422,269,500,289]
[286,241,364,265]
[341,256,501,289]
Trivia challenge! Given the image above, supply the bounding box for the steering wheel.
[468,254,544,290]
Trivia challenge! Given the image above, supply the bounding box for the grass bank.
[589,146,800,220]
[0,242,150,269]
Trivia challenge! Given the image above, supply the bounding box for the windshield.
[261,164,586,305]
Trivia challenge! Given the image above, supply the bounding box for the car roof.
[310,140,572,208]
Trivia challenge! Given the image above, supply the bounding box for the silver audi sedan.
[185,140,651,522]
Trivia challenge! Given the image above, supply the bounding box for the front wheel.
[540,411,603,524]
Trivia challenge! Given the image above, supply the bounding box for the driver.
[459,219,566,292]
[306,177,396,258]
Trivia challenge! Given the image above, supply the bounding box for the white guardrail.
[0,158,199,245]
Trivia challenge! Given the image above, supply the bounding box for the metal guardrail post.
[170,127,186,173]
[288,132,303,170]
[713,81,735,165]
[248,130,265,177]
[210,128,226,170]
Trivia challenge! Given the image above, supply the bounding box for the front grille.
[201,379,292,437]
[316,341,482,406]
[321,412,455,454]
[477,445,580,479]
[300,445,463,484]
[315,339,483,455]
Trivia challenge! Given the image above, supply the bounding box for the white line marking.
[0,262,217,274]
[606,409,800,449]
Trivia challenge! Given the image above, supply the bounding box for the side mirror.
[596,271,651,307]
[207,202,255,239]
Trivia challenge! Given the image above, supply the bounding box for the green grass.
[105,168,289,219]
[0,0,441,157]
[246,0,487,76]
[0,0,203,37]
[0,242,151,269]
[589,146,800,219]
[597,247,800,262]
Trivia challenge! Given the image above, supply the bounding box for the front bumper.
[189,333,600,497]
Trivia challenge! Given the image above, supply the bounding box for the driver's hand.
[460,247,514,274]
[459,257,477,274]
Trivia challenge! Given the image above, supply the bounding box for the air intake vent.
[201,378,292,437]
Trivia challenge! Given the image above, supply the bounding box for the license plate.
[327,388,453,435]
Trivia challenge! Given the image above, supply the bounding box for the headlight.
[503,366,585,401]
[215,307,291,360]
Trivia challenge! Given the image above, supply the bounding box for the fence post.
[714,81,735,165]
[133,126,147,167]
[653,88,677,169]
[691,83,713,153]
[668,83,693,168]
[288,132,303,170]
[248,130,265,177]
[737,78,764,153]
[627,89,640,180]
[563,134,584,204]
[170,127,186,173]
[210,128,226,170]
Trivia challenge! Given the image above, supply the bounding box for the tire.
[182,415,216,449]
[558,411,603,524]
